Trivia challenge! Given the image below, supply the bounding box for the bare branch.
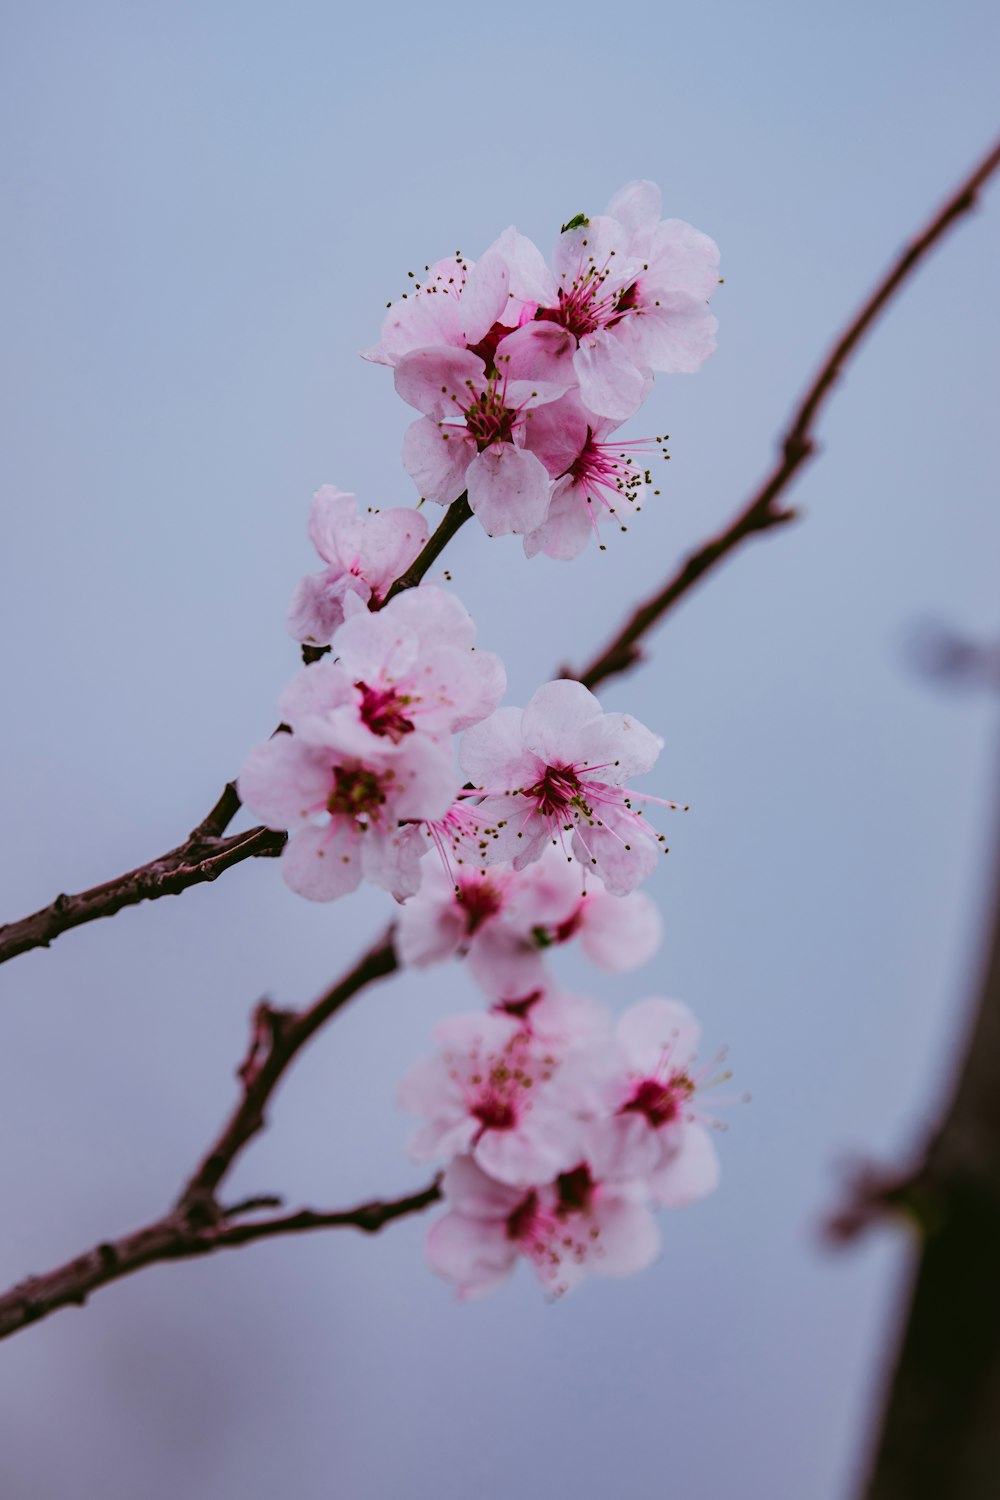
[0,824,286,964]
[0,1178,441,1342]
[0,927,415,1342]
[573,135,1000,693]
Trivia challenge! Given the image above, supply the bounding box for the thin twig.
[0,1178,441,1342]
[573,134,1000,692]
[0,824,286,965]
[0,928,413,1341]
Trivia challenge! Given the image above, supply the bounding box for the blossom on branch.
[396,844,662,999]
[459,679,673,894]
[287,486,429,645]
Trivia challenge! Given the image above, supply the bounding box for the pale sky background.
[1,2,998,1497]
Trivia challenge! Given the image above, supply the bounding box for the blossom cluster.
[364,180,720,558]
[237,180,730,1299]
[402,993,724,1299]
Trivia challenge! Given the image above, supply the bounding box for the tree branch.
[573,134,1000,693]
[0,927,418,1341]
[840,718,1000,1499]
[0,823,286,965]
[0,1178,441,1342]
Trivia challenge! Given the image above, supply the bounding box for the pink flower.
[394,332,576,536]
[397,844,662,999]
[459,679,670,895]
[426,1155,661,1300]
[522,392,656,560]
[398,1011,585,1188]
[237,727,457,903]
[280,585,506,760]
[584,998,722,1207]
[361,249,514,368]
[492,182,719,421]
[286,486,429,645]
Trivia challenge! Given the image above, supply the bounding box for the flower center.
[622,1074,694,1128]
[472,1093,518,1133]
[326,763,390,820]
[466,320,515,371]
[555,1164,596,1215]
[506,1190,540,1242]
[354,680,415,743]
[461,379,519,450]
[527,764,583,818]
[456,878,504,935]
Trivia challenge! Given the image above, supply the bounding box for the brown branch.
[0,1178,441,1342]
[846,724,1000,1498]
[0,823,286,964]
[573,134,1000,693]
[0,927,417,1341]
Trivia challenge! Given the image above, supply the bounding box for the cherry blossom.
[398,1011,587,1188]
[286,486,429,645]
[522,391,659,560]
[584,998,722,1207]
[281,585,506,761]
[394,330,577,535]
[493,181,720,421]
[396,844,662,999]
[238,728,454,902]
[459,679,672,894]
[361,249,514,368]
[426,1155,661,1300]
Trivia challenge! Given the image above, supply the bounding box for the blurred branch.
[0,927,432,1342]
[574,134,1000,692]
[4,137,999,969]
[833,681,1000,1497]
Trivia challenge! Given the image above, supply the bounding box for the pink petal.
[278,660,354,738]
[457,252,510,344]
[617,998,701,1074]
[573,331,647,421]
[494,322,578,389]
[521,396,590,478]
[281,820,364,901]
[606,179,663,238]
[237,735,331,830]
[649,1124,720,1207]
[359,508,430,597]
[441,1154,525,1217]
[425,1210,518,1298]
[588,1191,662,1276]
[466,445,552,536]
[521,679,603,767]
[523,481,594,561]
[646,218,721,300]
[579,887,663,972]
[402,418,475,506]
[394,347,485,420]
[619,292,717,374]
[286,569,360,646]
[459,707,537,788]
[306,487,363,567]
[552,214,629,282]
[361,822,428,900]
